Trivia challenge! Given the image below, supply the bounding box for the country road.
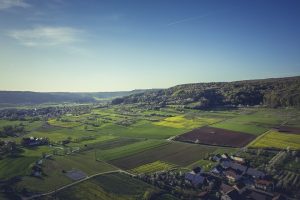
[24,169,135,200]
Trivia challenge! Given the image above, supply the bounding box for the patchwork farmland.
[1,105,299,199]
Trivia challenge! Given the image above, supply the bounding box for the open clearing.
[249,130,300,150]
[175,126,256,147]
[110,142,217,170]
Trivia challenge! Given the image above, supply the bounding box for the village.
[137,152,291,200]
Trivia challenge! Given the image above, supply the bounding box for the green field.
[211,109,287,135]
[16,150,117,193]
[52,172,155,200]
[0,146,51,179]
[100,120,187,139]
[249,130,300,150]
[96,139,167,161]
[131,161,176,174]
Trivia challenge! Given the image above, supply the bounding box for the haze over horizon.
[1,0,300,92]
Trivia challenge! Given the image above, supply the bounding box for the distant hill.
[112,76,300,109]
[0,90,147,105]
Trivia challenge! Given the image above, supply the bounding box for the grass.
[48,118,82,128]
[97,139,167,161]
[154,115,220,129]
[0,156,37,179]
[100,120,187,139]
[16,150,117,193]
[211,109,286,135]
[131,161,176,174]
[249,130,300,150]
[74,137,140,150]
[53,172,154,200]
[0,146,50,180]
[28,127,115,143]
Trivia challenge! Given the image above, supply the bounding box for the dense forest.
[112,76,300,109]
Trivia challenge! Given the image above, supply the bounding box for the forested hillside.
[112,76,300,109]
[0,90,146,105]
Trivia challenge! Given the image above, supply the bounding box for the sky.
[0,0,299,92]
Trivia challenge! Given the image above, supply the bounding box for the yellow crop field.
[153,115,219,129]
[131,161,176,174]
[250,130,300,150]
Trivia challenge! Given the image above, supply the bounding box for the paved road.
[24,169,135,200]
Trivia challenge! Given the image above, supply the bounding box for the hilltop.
[112,76,300,109]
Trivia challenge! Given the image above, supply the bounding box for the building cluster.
[184,153,286,200]
[21,137,49,147]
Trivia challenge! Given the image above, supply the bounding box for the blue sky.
[0,0,299,92]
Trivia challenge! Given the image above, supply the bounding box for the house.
[224,168,242,183]
[212,154,222,162]
[221,160,247,173]
[246,168,265,179]
[255,179,274,192]
[245,188,274,200]
[230,156,245,164]
[221,153,230,159]
[185,172,206,186]
[221,189,241,200]
[272,194,287,200]
[233,182,247,194]
[220,183,241,200]
[211,165,223,174]
[192,166,202,174]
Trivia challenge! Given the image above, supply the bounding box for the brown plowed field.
[275,126,300,134]
[175,126,256,147]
